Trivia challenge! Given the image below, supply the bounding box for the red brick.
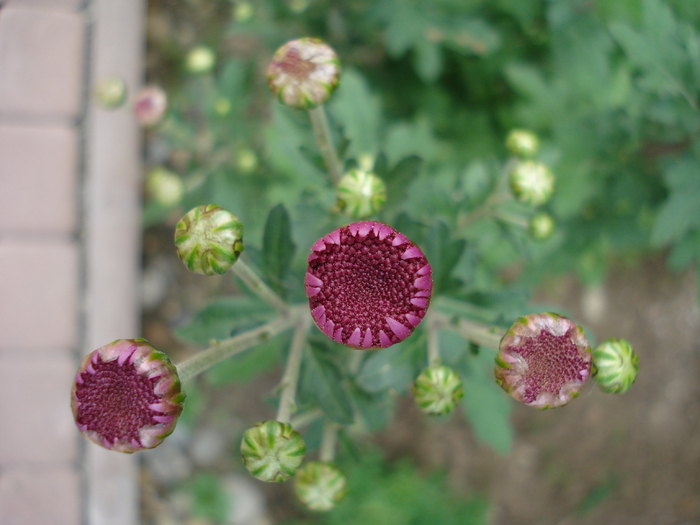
[0,124,77,234]
[0,8,84,118]
[0,242,78,349]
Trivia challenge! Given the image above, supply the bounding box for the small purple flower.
[71,339,184,453]
[305,221,432,349]
[495,313,592,409]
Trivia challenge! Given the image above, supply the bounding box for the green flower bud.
[174,205,244,276]
[267,38,341,110]
[294,461,348,511]
[506,129,540,158]
[528,212,555,240]
[413,365,464,416]
[94,76,127,109]
[495,313,592,409]
[240,420,307,482]
[185,45,216,75]
[71,339,184,453]
[146,167,185,207]
[336,169,387,218]
[509,160,555,206]
[592,338,638,394]
[233,1,254,22]
[235,147,258,174]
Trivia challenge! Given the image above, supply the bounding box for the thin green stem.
[276,316,311,423]
[231,257,289,315]
[319,419,339,463]
[426,312,441,367]
[290,408,324,430]
[431,311,503,351]
[176,306,304,383]
[308,105,343,186]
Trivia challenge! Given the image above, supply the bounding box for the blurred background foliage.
[142,0,699,521]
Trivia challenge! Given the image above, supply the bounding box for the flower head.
[336,169,387,218]
[592,338,638,394]
[528,212,555,240]
[294,461,348,511]
[146,167,185,207]
[509,160,555,206]
[267,38,340,109]
[306,221,432,349]
[240,420,306,482]
[413,365,464,416]
[71,339,184,453]
[506,129,540,158]
[174,204,244,276]
[134,85,168,126]
[495,313,592,409]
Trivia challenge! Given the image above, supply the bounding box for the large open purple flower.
[495,313,592,409]
[71,339,184,453]
[305,221,432,349]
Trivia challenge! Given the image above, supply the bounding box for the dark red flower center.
[514,328,589,403]
[74,352,161,446]
[306,222,431,348]
[279,48,315,79]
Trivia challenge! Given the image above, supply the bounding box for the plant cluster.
[77,33,643,517]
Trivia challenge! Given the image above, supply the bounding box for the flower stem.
[308,105,343,186]
[276,316,311,423]
[319,419,339,463]
[231,257,289,315]
[176,306,304,383]
[427,312,441,367]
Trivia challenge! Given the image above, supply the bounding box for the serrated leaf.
[301,342,355,425]
[262,204,296,296]
[356,342,414,394]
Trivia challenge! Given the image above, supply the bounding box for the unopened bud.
[134,85,168,127]
[509,160,555,206]
[146,167,185,207]
[294,461,348,511]
[234,1,254,22]
[174,205,244,276]
[528,212,555,240]
[240,420,306,482]
[185,45,216,75]
[413,365,464,416]
[94,76,127,109]
[592,338,638,394]
[506,129,540,158]
[336,169,387,218]
[71,339,184,453]
[267,38,340,110]
[495,313,592,409]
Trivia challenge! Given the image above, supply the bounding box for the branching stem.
[231,257,289,315]
[319,419,339,463]
[276,316,311,423]
[308,105,343,186]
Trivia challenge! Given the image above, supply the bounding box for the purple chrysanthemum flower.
[71,339,184,453]
[305,221,432,349]
[495,313,592,409]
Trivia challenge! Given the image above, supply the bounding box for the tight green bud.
[294,461,348,511]
[240,420,306,482]
[413,365,464,416]
[529,212,555,240]
[94,76,127,109]
[174,205,244,276]
[506,129,540,158]
[592,338,638,393]
[509,160,555,206]
[267,38,340,110]
[336,169,387,218]
[185,45,216,75]
[146,167,185,207]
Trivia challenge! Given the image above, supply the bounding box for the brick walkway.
[0,0,145,523]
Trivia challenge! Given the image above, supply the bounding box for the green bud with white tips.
[294,461,348,511]
[174,205,244,276]
[509,160,555,207]
[528,212,555,240]
[240,420,307,482]
[336,169,387,218]
[592,338,638,394]
[413,365,464,416]
[506,129,540,158]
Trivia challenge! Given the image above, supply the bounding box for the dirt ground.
[142,227,700,525]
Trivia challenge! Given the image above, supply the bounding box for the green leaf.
[383,155,424,208]
[461,350,513,453]
[205,331,287,386]
[300,341,355,425]
[189,472,228,524]
[356,342,415,394]
[424,221,467,294]
[174,296,272,345]
[262,203,296,295]
[414,39,443,83]
[650,158,700,246]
